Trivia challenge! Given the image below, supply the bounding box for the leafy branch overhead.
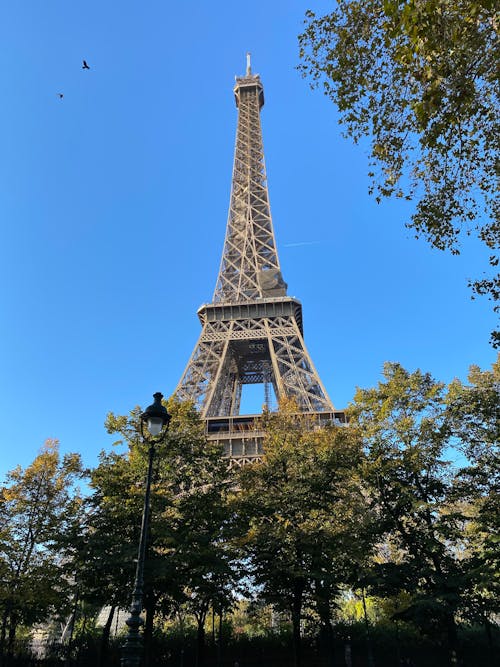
[299,0,499,343]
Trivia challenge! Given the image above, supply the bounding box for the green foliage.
[446,356,500,625]
[229,599,275,638]
[0,440,83,652]
[157,400,240,628]
[66,448,141,611]
[299,1,499,342]
[1,365,499,662]
[447,355,500,458]
[237,398,374,664]
[79,396,240,652]
[349,358,500,656]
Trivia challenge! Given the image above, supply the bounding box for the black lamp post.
[121,392,171,667]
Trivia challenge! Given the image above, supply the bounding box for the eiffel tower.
[175,56,345,465]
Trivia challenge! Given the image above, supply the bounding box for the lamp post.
[121,392,171,667]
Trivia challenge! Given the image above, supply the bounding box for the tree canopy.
[237,400,373,667]
[1,363,498,665]
[0,440,83,658]
[299,1,499,343]
[83,398,238,666]
[351,364,466,659]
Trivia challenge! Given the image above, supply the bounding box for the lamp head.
[140,392,171,439]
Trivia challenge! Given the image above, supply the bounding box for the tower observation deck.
[175,57,346,465]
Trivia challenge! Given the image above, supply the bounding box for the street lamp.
[121,392,171,667]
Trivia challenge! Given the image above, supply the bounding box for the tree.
[238,400,372,667]
[152,399,239,667]
[0,440,83,660]
[446,355,499,651]
[350,363,471,665]
[80,398,238,667]
[62,448,143,667]
[299,1,499,343]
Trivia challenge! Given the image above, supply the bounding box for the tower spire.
[246,51,251,75]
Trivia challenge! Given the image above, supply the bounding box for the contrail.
[283,240,322,248]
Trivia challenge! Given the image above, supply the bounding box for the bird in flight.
[82,60,90,70]
[57,93,64,99]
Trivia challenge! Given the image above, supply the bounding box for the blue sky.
[0,1,496,480]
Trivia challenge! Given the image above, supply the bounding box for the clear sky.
[0,1,497,480]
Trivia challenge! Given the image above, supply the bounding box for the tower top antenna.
[246,52,251,75]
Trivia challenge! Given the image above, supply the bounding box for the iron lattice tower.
[175,57,345,464]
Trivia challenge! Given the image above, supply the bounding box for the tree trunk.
[65,592,80,667]
[291,583,303,667]
[445,612,460,666]
[177,609,186,667]
[318,618,335,667]
[196,618,206,667]
[483,616,493,667]
[6,611,17,662]
[217,609,223,667]
[361,590,375,667]
[76,611,88,665]
[98,605,115,667]
[315,582,335,667]
[0,606,9,665]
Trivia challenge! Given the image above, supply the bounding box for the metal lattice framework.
[175,58,336,459]
[213,61,286,303]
